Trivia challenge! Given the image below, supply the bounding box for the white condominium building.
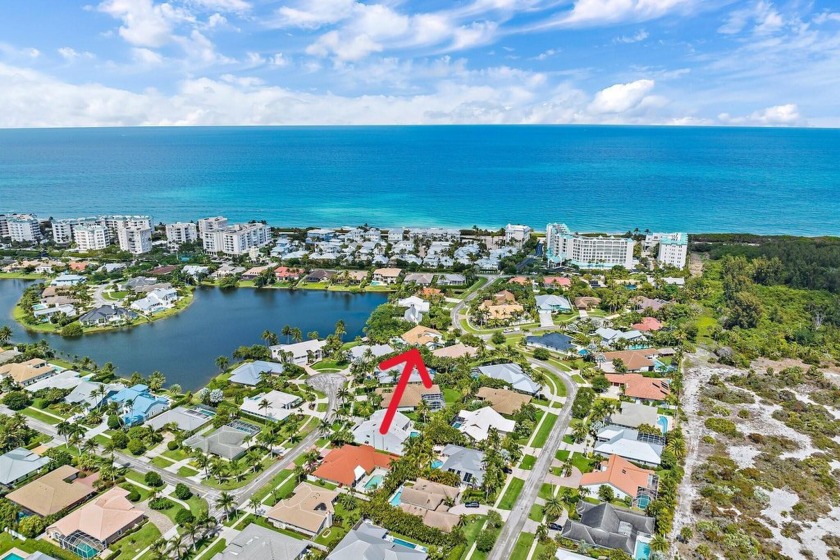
[4,214,41,242]
[51,217,105,245]
[198,216,228,236]
[73,224,110,251]
[204,222,269,255]
[165,222,198,247]
[117,226,152,255]
[504,224,532,245]
[546,223,634,269]
[103,215,152,234]
[645,232,688,269]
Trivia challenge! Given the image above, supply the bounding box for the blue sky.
[0,0,838,127]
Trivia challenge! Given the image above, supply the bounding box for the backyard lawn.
[109,522,161,557]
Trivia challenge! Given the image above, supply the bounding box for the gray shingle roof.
[211,523,309,560]
[228,360,285,386]
[0,447,49,486]
[327,523,427,560]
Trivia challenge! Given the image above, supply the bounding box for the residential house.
[47,487,145,556]
[579,455,659,506]
[130,287,178,314]
[632,317,662,332]
[595,328,647,347]
[24,369,83,393]
[228,360,285,386]
[632,297,668,313]
[475,387,532,416]
[266,482,340,537]
[508,276,530,286]
[51,274,86,287]
[403,304,424,324]
[0,448,50,487]
[241,266,269,280]
[396,296,430,312]
[32,303,76,322]
[376,365,435,385]
[182,265,210,278]
[399,479,461,532]
[473,363,541,396]
[525,332,574,354]
[211,523,309,560]
[491,290,516,304]
[145,406,214,433]
[148,265,177,276]
[7,465,96,517]
[271,339,328,365]
[431,344,478,360]
[107,384,169,426]
[327,522,427,560]
[608,402,661,430]
[377,384,444,412]
[0,359,56,386]
[594,426,664,467]
[347,344,394,364]
[78,305,137,327]
[305,269,334,283]
[437,273,466,286]
[240,390,301,422]
[543,276,572,289]
[560,502,654,557]
[596,350,656,373]
[65,381,122,411]
[439,445,485,486]
[574,296,601,310]
[535,294,572,313]
[400,325,443,347]
[456,407,516,441]
[352,410,414,455]
[478,301,524,321]
[604,374,670,403]
[372,268,402,285]
[311,445,396,487]
[183,426,249,460]
[403,273,434,286]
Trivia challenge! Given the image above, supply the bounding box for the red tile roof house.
[543,276,571,288]
[632,317,663,332]
[605,374,670,403]
[580,454,659,506]
[311,445,396,487]
[274,266,305,281]
[597,350,656,373]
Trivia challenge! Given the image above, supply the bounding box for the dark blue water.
[1,126,838,235]
[0,279,385,390]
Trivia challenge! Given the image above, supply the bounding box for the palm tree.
[215,355,229,372]
[281,325,292,343]
[291,327,303,343]
[193,452,210,478]
[0,325,12,346]
[215,492,235,520]
[150,538,168,560]
[249,496,260,514]
[82,439,97,455]
[535,523,548,542]
[649,535,669,553]
[262,330,278,347]
[544,495,563,521]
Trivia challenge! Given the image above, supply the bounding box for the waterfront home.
[439,445,485,486]
[431,343,478,360]
[387,228,405,242]
[7,465,96,517]
[437,273,466,286]
[311,445,396,487]
[595,327,647,347]
[266,482,339,537]
[274,266,304,281]
[404,272,434,286]
[78,305,137,327]
[241,266,269,280]
[25,369,83,393]
[347,343,394,364]
[228,360,285,386]
[596,350,656,373]
[107,384,169,426]
[574,296,601,310]
[536,294,573,313]
[396,296,430,312]
[352,409,414,455]
[328,522,428,560]
[306,228,335,243]
[305,269,334,283]
[51,274,86,287]
[594,426,663,467]
[403,304,424,324]
[608,402,661,431]
[475,387,532,416]
[0,348,20,365]
[0,358,56,386]
[130,287,178,314]
[240,390,301,422]
[271,339,328,365]
[64,380,122,411]
[400,325,443,347]
[398,478,461,532]
[456,407,516,442]
[560,502,654,557]
[32,303,76,322]
[604,374,670,403]
[473,363,541,396]
[377,384,444,412]
[580,455,658,506]
[182,265,210,277]
[525,332,574,354]
[372,267,402,285]
[632,317,663,332]
[183,426,249,460]
[145,406,214,433]
[0,447,49,487]
[543,276,572,288]
[47,487,145,557]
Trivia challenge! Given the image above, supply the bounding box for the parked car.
[549,522,563,531]
[464,502,480,508]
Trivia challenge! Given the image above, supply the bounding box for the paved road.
[450,274,499,329]
[487,360,578,560]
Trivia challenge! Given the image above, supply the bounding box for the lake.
[0,279,386,390]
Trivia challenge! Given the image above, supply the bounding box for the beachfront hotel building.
[165,221,198,248]
[73,224,110,251]
[203,222,270,255]
[1,214,42,243]
[644,232,688,269]
[117,225,152,255]
[546,223,634,269]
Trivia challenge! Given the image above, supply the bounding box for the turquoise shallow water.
[1,126,839,235]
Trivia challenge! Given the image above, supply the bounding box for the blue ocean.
[1,125,838,235]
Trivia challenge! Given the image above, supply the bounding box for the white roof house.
[131,287,178,314]
[403,304,424,324]
[0,448,50,486]
[240,390,301,422]
[474,363,542,395]
[271,339,328,365]
[396,296,430,312]
[51,274,86,287]
[594,426,663,467]
[456,407,516,441]
[228,360,285,386]
[352,409,414,456]
[347,344,394,363]
[595,328,646,344]
[535,294,572,313]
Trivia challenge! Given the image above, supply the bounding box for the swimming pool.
[452,422,462,429]
[389,487,403,506]
[657,415,669,434]
[431,459,443,469]
[636,495,651,509]
[634,540,651,560]
[410,431,420,438]
[365,474,384,490]
[393,537,420,549]
[2,553,25,560]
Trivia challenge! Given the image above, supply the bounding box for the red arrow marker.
[377,348,433,435]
